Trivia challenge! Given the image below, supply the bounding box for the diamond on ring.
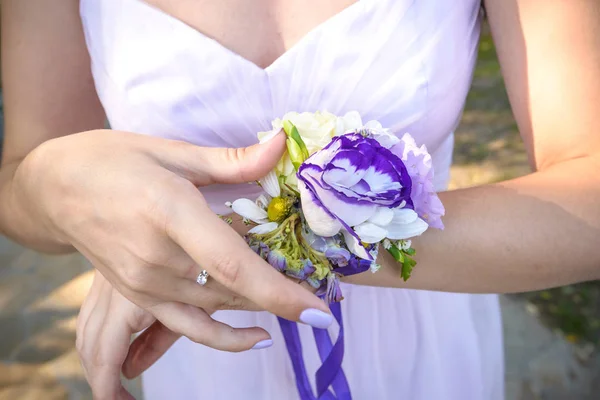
[196,270,209,286]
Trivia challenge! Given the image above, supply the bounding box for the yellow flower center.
[267,197,293,223]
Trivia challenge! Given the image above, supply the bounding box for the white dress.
[80,0,504,398]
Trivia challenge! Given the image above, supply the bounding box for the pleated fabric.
[80,0,503,398]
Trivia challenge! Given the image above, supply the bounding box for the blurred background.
[0,23,599,400]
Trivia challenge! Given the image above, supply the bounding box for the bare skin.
[1,0,600,398]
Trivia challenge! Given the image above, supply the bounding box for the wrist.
[10,141,75,252]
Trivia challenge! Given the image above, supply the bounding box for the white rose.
[258,111,365,186]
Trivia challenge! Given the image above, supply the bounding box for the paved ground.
[1,235,598,400]
[0,238,142,400]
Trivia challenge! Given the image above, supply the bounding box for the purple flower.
[285,259,316,280]
[298,133,412,229]
[306,276,323,290]
[298,131,442,259]
[325,246,351,267]
[333,252,373,277]
[267,249,287,272]
[389,133,445,229]
[315,284,327,298]
[326,274,343,303]
[248,239,270,258]
[301,226,329,252]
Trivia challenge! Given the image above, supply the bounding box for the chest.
[143,0,357,69]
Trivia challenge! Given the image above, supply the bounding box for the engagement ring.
[196,270,209,286]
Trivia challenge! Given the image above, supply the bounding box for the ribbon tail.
[278,317,317,400]
[313,302,351,400]
[312,328,338,400]
[278,303,351,400]
[331,303,351,400]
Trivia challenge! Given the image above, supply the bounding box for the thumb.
[165,131,286,186]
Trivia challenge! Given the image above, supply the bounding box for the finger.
[122,320,181,379]
[76,269,105,355]
[150,301,272,352]
[88,292,142,400]
[91,365,135,400]
[167,198,333,327]
[78,270,104,323]
[161,132,286,186]
[79,271,114,381]
[113,260,263,312]
[175,276,263,312]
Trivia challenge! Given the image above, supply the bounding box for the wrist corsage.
[227,111,444,399]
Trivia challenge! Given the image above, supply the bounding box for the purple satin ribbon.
[278,302,351,400]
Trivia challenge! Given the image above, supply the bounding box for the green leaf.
[387,244,404,263]
[401,256,417,281]
[286,138,304,171]
[404,247,416,256]
[283,120,310,160]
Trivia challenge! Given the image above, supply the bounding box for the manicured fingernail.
[252,339,273,350]
[299,309,334,329]
[259,129,284,144]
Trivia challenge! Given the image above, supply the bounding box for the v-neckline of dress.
[137,0,365,74]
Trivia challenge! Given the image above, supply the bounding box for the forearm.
[0,155,74,254]
[0,0,105,255]
[346,155,600,293]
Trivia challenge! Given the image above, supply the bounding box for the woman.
[1,0,599,399]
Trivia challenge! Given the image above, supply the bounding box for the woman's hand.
[77,270,156,400]
[77,270,219,400]
[13,129,333,349]
[78,271,276,399]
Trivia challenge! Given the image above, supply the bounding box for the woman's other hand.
[77,270,233,400]
[13,130,332,351]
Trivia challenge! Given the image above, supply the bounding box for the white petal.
[368,207,394,227]
[334,117,346,137]
[303,173,376,227]
[255,194,271,210]
[231,199,268,224]
[354,222,388,243]
[400,239,412,250]
[386,218,429,240]
[373,131,400,148]
[342,229,372,260]
[361,165,401,192]
[369,246,380,260]
[341,111,363,132]
[260,170,281,197]
[248,222,279,234]
[364,120,383,130]
[391,208,419,224]
[299,182,342,236]
[306,137,342,166]
[323,156,365,188]
[370,262,382,273]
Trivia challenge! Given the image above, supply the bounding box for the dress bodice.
[81,0,481,213]
[79,3,506,400]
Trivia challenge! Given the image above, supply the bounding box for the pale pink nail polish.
[299,309,334,329]
[251,339,273,350]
